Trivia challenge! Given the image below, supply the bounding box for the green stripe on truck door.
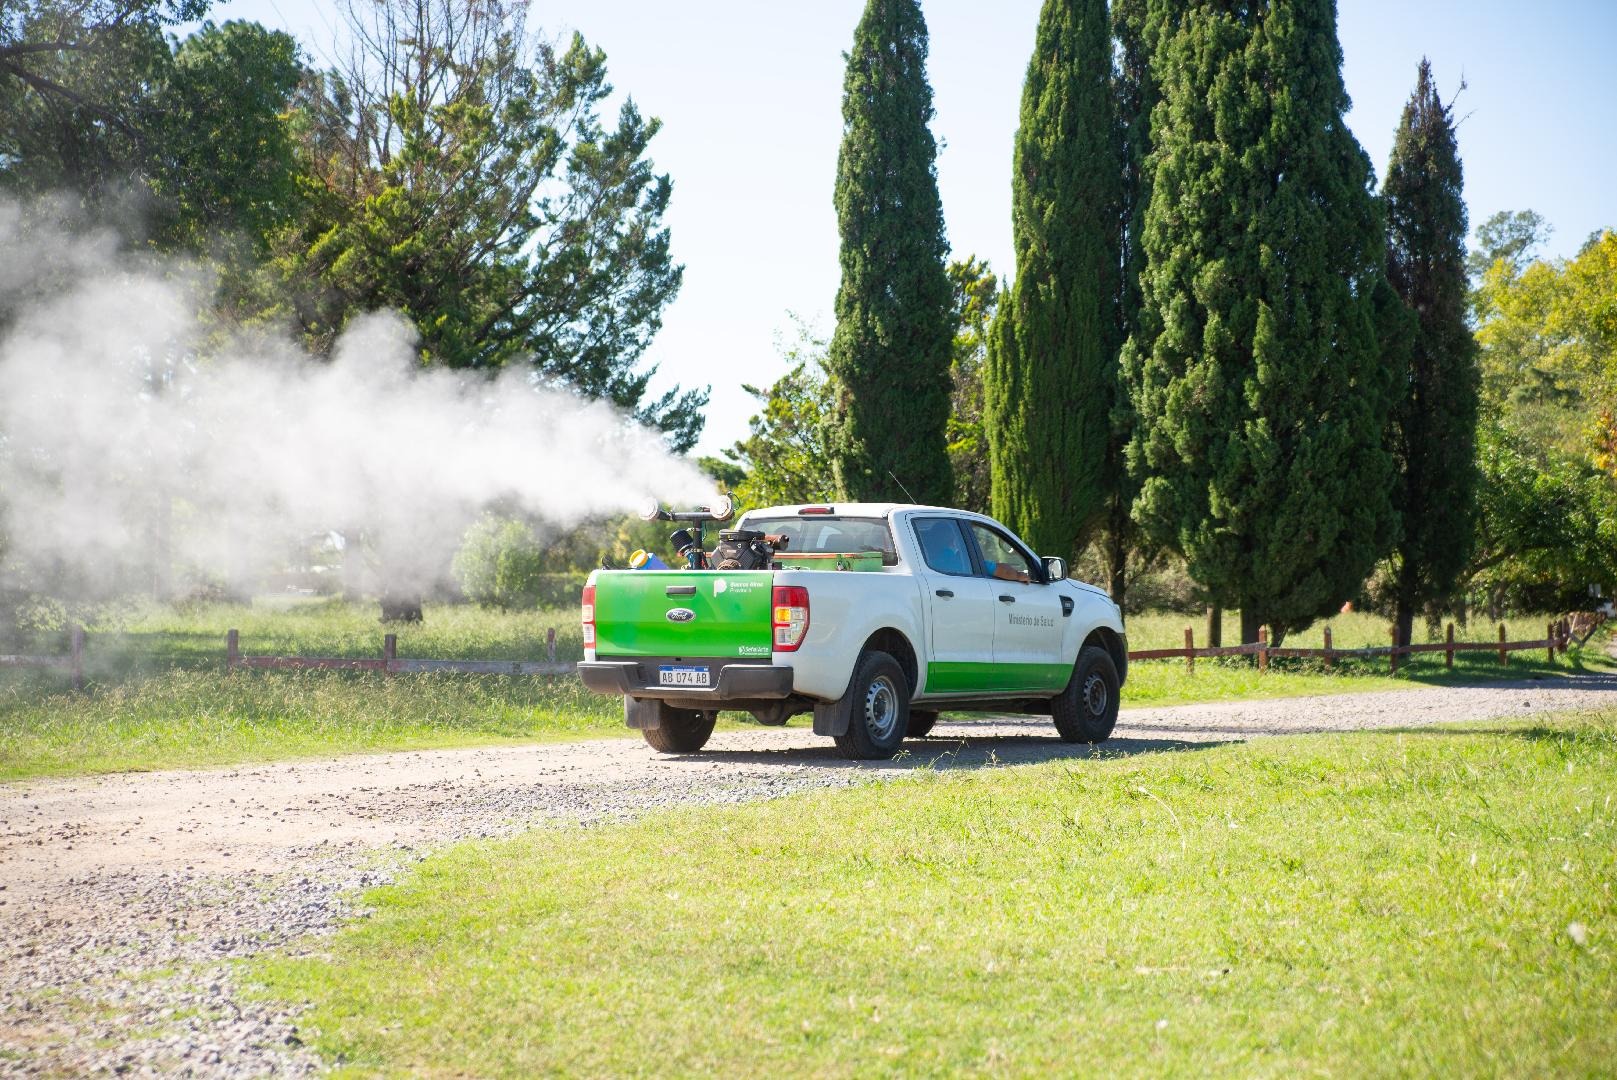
[924,661,1070,694]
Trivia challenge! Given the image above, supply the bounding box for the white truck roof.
[742,502,991,521]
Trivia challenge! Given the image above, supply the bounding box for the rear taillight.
[772,585,809,651]
[581,584,596,648]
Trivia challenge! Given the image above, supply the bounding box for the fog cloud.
[0,199,711,598]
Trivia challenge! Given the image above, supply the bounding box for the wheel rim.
[864,674,900,741]
[1083,672,1108,717]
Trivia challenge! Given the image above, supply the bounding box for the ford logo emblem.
[666,608,696,623]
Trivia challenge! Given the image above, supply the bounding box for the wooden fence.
[1,612,1607,691]
[0,624,86,689]
[225,628,576,677]
[1128,615,1603,673]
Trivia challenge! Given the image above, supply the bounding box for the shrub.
[453,517,553,609]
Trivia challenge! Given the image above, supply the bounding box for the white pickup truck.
[578,503,1127,759]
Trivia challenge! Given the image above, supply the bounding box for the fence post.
[547,627,558,665]
[1445,622,1454,669]
[383,633,397,674]
[1257,626,1269,673]
[1323,625,1333,669]
[1498,623,1507,666]
[1389,624,1399,674]
[1547,621,1555,666]
[70,624,85,691]
[227,628,239,672]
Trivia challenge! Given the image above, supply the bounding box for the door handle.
[998,595,1016,603]
[934,589,954,598]
[665,585,697,597]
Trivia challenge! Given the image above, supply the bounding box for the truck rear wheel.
[1053,646,1119,744]
[832,651,911,760]
[641,705,717,754]
[906,710,939,739]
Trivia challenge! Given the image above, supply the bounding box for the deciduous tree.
[269,0,703,450]
[946,256,998,514]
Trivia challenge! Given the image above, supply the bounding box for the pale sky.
[199,1,1617,457]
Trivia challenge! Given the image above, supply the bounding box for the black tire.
[832,652,911,760]
[906,710,939,739]
[642,706,717,753]
[1053,646,1120,744]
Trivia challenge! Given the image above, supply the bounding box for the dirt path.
[4,675,1616,1076]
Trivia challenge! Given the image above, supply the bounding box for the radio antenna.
[887,469,918,504]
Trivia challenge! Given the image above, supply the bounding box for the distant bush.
[453,517,583,609]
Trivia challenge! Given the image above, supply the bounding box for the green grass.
[60,597,586,675]
[0,670,624,781]
[251,711,1617,1077]
[0,599,613,780]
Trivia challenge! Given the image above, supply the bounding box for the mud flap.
[812,698,850,737]
[624,696,664,730]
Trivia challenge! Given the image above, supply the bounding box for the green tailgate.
[593,571,774,658]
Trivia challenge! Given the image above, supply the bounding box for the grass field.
[0,600,1608,780]
[251,711,1617,1077]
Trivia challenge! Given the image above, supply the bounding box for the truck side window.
[913,517,975,577]
[967,523,1040,584]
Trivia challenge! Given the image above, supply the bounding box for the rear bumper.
[578,659,794,701]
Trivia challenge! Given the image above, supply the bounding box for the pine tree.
[826,0,954,504]
[985,0,1124,566]
[1122,0,1399,645]
[1383,59,1480,646]
[1105,0,1168,609]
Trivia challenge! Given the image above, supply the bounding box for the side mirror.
[1042,556,1067,583]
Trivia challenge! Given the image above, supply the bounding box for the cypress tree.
[985,0,1123,564]
[1383,59,1480,646]
[826,0,954,504]
[1122,0,1399,645]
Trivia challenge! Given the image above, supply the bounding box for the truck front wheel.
[640,704,717,754]
[1052,646,1120,744]
[833,651,911,760]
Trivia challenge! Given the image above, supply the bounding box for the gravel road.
[4,674,1615,1076]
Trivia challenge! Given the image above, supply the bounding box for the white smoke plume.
[0,199,712,599]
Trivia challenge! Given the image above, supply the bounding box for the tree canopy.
[1382,58,1479,643]
[986,0,1124,564]
[825,0,954,505]
[1123,0,1399,644]
[265,1,703,449]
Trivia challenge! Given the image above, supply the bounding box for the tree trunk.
[1206,605,1222,648]
[149,491,172,601]
[1394,559,1418,657]
[341,527,365,602]
[1106,513,1128,612]
[1239,607,1263,650]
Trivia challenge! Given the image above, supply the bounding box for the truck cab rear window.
[744,517,898,565]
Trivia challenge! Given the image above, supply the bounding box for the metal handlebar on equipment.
[635,494,734,525]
